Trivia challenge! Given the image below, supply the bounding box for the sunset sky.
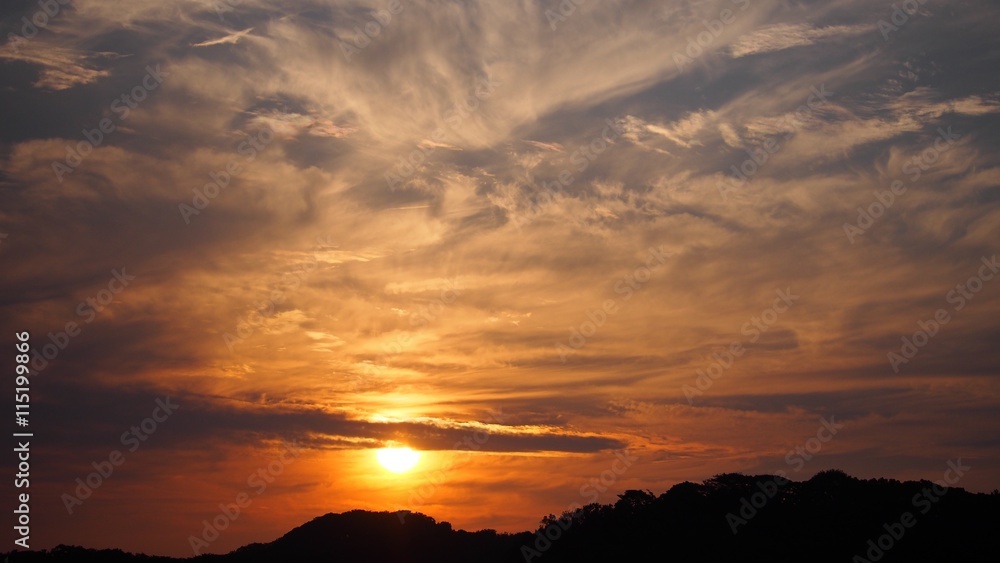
[2,0,999,557]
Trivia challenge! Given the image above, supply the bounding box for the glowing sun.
[376,447,421,474]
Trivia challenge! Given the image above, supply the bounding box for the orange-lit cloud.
[2,0,1000,557]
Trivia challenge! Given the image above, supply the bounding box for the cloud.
[0,44,120,90]
[718,123,744,148]
[191,27,256,47]
[522,140,565,152]
[889,88,1000,119]
[247,108,357,138]
[634,111,716,149]
[2,0,1000,556]
[730,23,873,58]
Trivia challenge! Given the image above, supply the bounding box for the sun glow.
[376,447,421,474]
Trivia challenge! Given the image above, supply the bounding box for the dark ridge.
[5,470,999,562]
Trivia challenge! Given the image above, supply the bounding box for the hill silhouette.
[5,470,998,562]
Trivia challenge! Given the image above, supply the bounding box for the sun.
[376,447,421,474]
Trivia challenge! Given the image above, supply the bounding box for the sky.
[1,0,999,557]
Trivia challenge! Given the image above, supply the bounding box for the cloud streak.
[1,0,999,557]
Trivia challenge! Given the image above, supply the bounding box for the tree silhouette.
[4,471,997,562]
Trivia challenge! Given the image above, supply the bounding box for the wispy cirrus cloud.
[2,0,1000,557]
[191,27,256,47]
[731,23,873,57]
[0,44,121,90]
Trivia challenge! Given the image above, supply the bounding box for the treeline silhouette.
[5,470,998,562]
